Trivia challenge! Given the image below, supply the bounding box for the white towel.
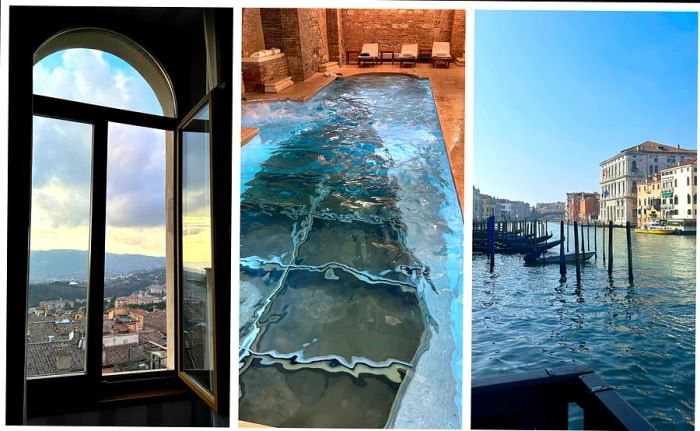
[270,48,281,54]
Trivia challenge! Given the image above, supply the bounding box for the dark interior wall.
[26,396,223,426]
[14,7,210,118]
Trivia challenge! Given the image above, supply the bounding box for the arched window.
[8,8,233,423]
[674,195,679,205]
[29,29,176,380]
[688,194,692,204]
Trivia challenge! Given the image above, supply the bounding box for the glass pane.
[180,103,214,394]
[33,49,164,116]
[102,122,170,374]
[27,116,92,378]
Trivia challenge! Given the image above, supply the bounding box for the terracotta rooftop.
[26,339,83,376]
[103,343,148,368]
[144,309,167,333]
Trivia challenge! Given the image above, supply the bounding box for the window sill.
[26,371,190,419]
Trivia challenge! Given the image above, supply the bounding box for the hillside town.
[26,278,168,376]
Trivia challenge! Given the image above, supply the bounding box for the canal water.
[472,222,695,430]
[240,75,463,428]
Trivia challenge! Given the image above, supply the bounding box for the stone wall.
[340,9,456,54]
[297,9,330,80]
[243,7,466,90]
[260,9,284,52]
[326,9,345,66]
[242,8,264,58]
[242,56,289,93]
[450,9,466,58]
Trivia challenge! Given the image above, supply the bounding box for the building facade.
[636,173,662,225]
[659,159,697,220]
[565,192,599,222]
[473,187,484,222]
[599,141,696,225]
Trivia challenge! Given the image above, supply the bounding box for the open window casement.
[175,86,231,414]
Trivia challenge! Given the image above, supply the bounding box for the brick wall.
[326,9,345,65]
[298,9,330,80]
[434,10,454,44]
[242,56,289,93]
[450,9,466,58]
[340,9,457,54]
[242,8,264,57]
[260,9,284,52]
[260,9,304,82]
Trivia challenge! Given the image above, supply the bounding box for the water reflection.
[240,76,462,428]
[472,222,695,430]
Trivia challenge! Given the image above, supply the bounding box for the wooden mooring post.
[602,222,606,265]
[574,221,581,285]
[580,222,585,253]
[626,221,633,282]
[559,221,566,277]
[566,222,570,252]
[587,223,590,252]
[488,215,495,273]
[594,221,598,258]
[607,221,613,276]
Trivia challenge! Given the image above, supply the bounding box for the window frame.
[25,94,183,417]
[8,8,233,423]
[174,86,231,415]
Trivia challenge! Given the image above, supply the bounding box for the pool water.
[472,222,695,430]
[240,75,463,428]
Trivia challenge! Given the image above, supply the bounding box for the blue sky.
[474,10,698,204]
[32,49,166,255]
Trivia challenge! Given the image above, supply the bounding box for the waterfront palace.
[599,141,696,225]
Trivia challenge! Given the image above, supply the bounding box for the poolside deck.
[241,62,465,211]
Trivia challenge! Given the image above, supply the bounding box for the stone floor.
[241,61,465,211]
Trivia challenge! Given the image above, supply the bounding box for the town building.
[636,173,662,225]
[659,159,697,220]
[534,202,565,219]
[473,187,484,222]
[565,192,599,222]
[599,141,696,225]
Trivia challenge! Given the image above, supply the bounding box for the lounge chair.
[431,42,452,68]
[397,43,418,68]
[358,43,379,68]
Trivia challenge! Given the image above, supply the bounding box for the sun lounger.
[358,43,379,67]
[431,42,452,68]
[397,43,418,67]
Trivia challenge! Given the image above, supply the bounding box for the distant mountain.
[29,249,165,283]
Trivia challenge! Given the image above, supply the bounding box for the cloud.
[31,49,168,251]
[33,49,162,115]
[105,124,166,227]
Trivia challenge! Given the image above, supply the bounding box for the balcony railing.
[472,365,656,431]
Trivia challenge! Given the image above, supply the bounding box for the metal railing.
[472,365,656,430]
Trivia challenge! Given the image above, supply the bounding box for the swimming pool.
[239,75,463,428]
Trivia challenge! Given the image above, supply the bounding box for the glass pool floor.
[240,75,463,428]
